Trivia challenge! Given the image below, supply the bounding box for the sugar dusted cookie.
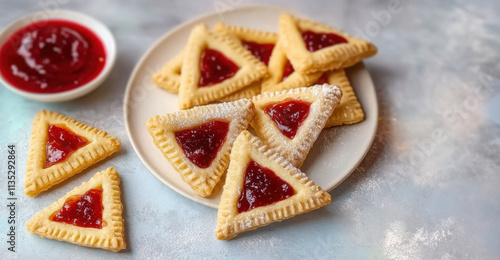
[251,84,342,168]
[216,131,331,240]
[147,99,254,197]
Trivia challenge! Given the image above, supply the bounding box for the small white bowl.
[0,10,116,102]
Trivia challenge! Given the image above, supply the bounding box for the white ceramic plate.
[124,6,378,208]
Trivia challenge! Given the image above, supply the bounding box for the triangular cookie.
[25,110,121,197]
[152,50,183,93]
[153,24,275,99]
[261,41,322,93]
[151,51,262,101]
[146,99,254,197]
[152,52,262,101]
[251,84,342,168]
[216,131,331,240]
[279,13,377,74]
[319,69,364,127]
[178,24,267,109]
[26,167,126,252]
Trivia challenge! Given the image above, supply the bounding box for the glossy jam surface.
[241,41,275,66]
[50,188,104,229]
[265,99,311,139]
[44,125,88,168]
[237,161,295,213]
[0,20,106,93]
[175,121,229,168]
[198,49,239,87]
[301,30,348,52]
[281,59,295,82]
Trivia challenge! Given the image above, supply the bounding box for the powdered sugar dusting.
[252,84,341,166]
[384,218,459,260]
[160,99,252,129]
[134,205,223,260]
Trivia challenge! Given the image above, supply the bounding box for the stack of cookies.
[152,13,376,128]
[148,13,377,240]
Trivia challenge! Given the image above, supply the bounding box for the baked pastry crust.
[216,131,332,240]
[213,23,280,101]
[217,82,261,102]
[152,50,183,93]
[153,23,276,99]
[324,69,364,127]
[279,13,377,74]
[261,41,322,93]
[251,84,342,168]
[25,110,121,197]
[26,167,126,252]
[146,99,255,197]
[151,52,260,101]
[178,24,267,109]
[213,22,278,45]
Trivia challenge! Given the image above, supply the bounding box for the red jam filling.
[237,160,295,213]
[175,121,229,168]
[198,49,239,87]
[241,41,275,66]
[265,99,311,139]
[44,125,88,168]
[315,72,329,84]
[301,30,348,52]
[281,59,295,82]
[0,20,106,93]
[50,188,104,229]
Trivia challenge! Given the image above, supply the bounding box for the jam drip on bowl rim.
[198,49,239,87]
[301,30,348,52]
[0,20,106,93]
[50,188,105,229]
[175,121,230,168]
[237,160,295,213]
[44,124,89,168]
[265,99,311,139]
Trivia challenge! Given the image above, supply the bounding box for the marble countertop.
[1,0,499,259]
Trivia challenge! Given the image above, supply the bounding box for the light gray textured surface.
[0,0,499,259]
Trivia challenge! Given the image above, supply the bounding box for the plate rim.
[123,5,378,209]
[325,63,378,193]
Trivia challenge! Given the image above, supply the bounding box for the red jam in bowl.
[0,20,106,93]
